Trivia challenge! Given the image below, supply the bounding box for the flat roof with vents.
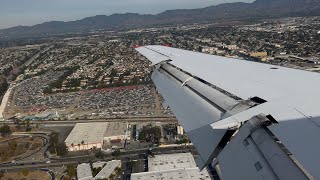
[104,122,128,137]
[95,160,121,179]
[131,168,211,180]
[65,122,108,146]
[131,153,211,180]
[77,163,93,180]
[148,153,196,171]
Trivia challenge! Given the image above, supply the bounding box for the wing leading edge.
[136,45,320,180]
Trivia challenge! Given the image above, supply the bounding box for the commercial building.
[148,153,196,171]
[131,168,211,180]
[65,122,129,151]
[103,122,129,143]
[65,122,108,151]
[131,153,211,180]
[77,163,93,180]
[22,111,59,121]
[77,160,121,180]
[95,160,121,179]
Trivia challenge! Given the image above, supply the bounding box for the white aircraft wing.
[136,45,320,180]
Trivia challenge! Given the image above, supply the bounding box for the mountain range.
[0,0,319,37]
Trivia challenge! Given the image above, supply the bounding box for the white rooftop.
[132,152,211,180]
[65,122,108,146]
[77,163,93,180]
[131,168,211,180]
[148,153,196,171]
[92,161,106,169]
[95,160,121,179]
[104,122,128,137]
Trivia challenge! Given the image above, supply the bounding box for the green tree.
[26,127,32,132]
[92,167,102,176]
[109,173,116,179]
[182,139,189,144]
[67,164,76,178]
[56,142,68,156]
[0,125,12,137]
[138,125,161,144]
[128,161,136,169]
[21,169,29,176]
[48,132,59,154]
[111,149,121,157]
[95,150,104,159]
[25,120,31,128]
[14,119,22,130]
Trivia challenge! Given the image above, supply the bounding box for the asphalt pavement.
[0,116,176,125]
[0,145,195,172]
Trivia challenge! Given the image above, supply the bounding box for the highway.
[1,116,177,125]
[0,161,78,172]
[0,145,196,172]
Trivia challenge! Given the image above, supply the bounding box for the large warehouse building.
[103,122,129,143]
[131,153,211,180]
[65,122,129,151]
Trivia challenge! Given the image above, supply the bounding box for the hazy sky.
[0,0,253,29]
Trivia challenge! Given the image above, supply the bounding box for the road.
[0,161,78,172]
[0,133,50,166]
[14,134,50,162]
[0,145,196,172]
[22,45,54,67]
[1,116,177,125]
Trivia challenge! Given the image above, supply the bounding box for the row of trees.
[70,140,85,151]
[0,119,35,137]
[138,125,162,144]
[0,78,8,100]
[67,164,76,179]
[13,119,32,132]
[48,132,68,156]
[0,125,12,137]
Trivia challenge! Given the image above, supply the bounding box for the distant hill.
[0,0,319,37]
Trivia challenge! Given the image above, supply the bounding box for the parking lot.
[7,73,173,119]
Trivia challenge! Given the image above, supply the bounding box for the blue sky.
[0,0,253,29]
